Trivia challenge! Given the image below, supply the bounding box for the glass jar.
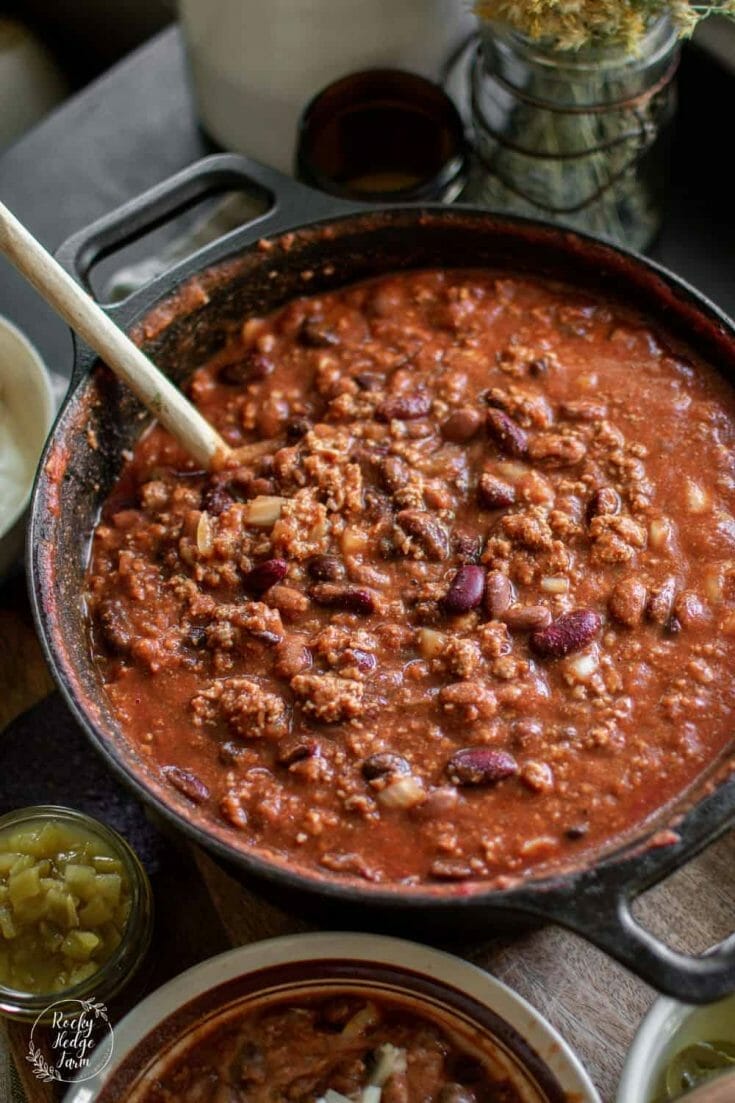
[464,17,679,250]
[0,806,153,1021]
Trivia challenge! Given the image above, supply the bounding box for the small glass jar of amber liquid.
[0,805,153,1021]
[296,68,469,203]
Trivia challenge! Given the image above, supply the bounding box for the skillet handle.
[55,152,359,299]
[537,803,735,1003]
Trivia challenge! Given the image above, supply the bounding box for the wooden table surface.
[1,26,734,1103]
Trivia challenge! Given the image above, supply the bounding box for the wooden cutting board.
[2,586,734,1103]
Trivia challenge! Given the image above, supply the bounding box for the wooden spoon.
[0,200,232,470]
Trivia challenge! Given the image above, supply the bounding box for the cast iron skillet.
[29,153,735,1003]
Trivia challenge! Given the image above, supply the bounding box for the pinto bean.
[647,576,677,624]
[311,582,376,614]
[608,577,647,627]
[502,605,552,632]
[306,554,345,581]
[478,473,516,510]
[396,509,449,561]
[447,747,518,786]
[276,733,319,766]
[530,609,601,658]
[242,558,288,595]
[484,570,513,619]
[485,408,528,457]
[443,565,486,614]
[674,590,707,628]
[441,407,483,443]
[587,486,621,520]
[162,765,210,804]
[273,636,312,679]
[376,393,431,422]
[362,752,410,781]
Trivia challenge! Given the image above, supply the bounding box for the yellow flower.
[474,1,733,49]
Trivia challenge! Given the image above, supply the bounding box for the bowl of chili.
[61,933,601,1103]
[29,153,735,1003]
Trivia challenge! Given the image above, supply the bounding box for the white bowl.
[617,990,735,1103]
[63,933,601,1102]
[0,316,55,577]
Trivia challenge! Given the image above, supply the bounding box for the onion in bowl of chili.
[62,933,601,1103]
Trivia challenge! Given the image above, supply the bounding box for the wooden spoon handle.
[0,200,231,470]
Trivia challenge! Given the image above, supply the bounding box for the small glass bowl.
[0,805,153,1021]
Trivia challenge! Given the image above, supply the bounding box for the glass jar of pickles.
[0,805,153,1020]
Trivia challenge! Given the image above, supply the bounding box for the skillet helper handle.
[538,827,735,1003]
[55,152,358,296]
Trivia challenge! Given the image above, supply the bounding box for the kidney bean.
[452,530,481,563]
[306,554,345,581]
[354,371,383,391]
[441,407,483,443]
[276,733,319,767]
[484,570,513,619]
[362,752,410,780]
[285,417,312,441]
[219,350,274,386]
[608,577,647,627]
[380,455,411,493]
[201,481,233,516]
[478,473,516,510]
[311,582,376,614]
[502,605,552,632]
[485,408,528,457]
[447,747,518,786]
[162,765,210,804]
[299,318,341,347]
[565,823,589,840]
[443,565,486,614]
[243,558,288,595]
[647,576,677,624]
[396,509,449,561]
[529,609,601,658]
[376,393,432,422]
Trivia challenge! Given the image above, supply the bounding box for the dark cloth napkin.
[0,692,166,873]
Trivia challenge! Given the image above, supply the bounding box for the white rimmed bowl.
[618,989,735,1103]
[63,933,601,1102]
[0,316,54,577]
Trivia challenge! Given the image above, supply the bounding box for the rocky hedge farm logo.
[26,998,114,1083]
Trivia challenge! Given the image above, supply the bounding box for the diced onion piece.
[685,481,709,513]
[361,1087,382,1103]
[376,776,426,810]
[196,511,213,556]
[540,576,569,594]
[648,517,674,550]
[565,651,598,683]
[369,1043,408,1087]
[319,1092,354,1103]
[704,566,724,602]
[495,461,527,483]
[417,628,446,659]
[243,495,286,527]
[342,526,369,555]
